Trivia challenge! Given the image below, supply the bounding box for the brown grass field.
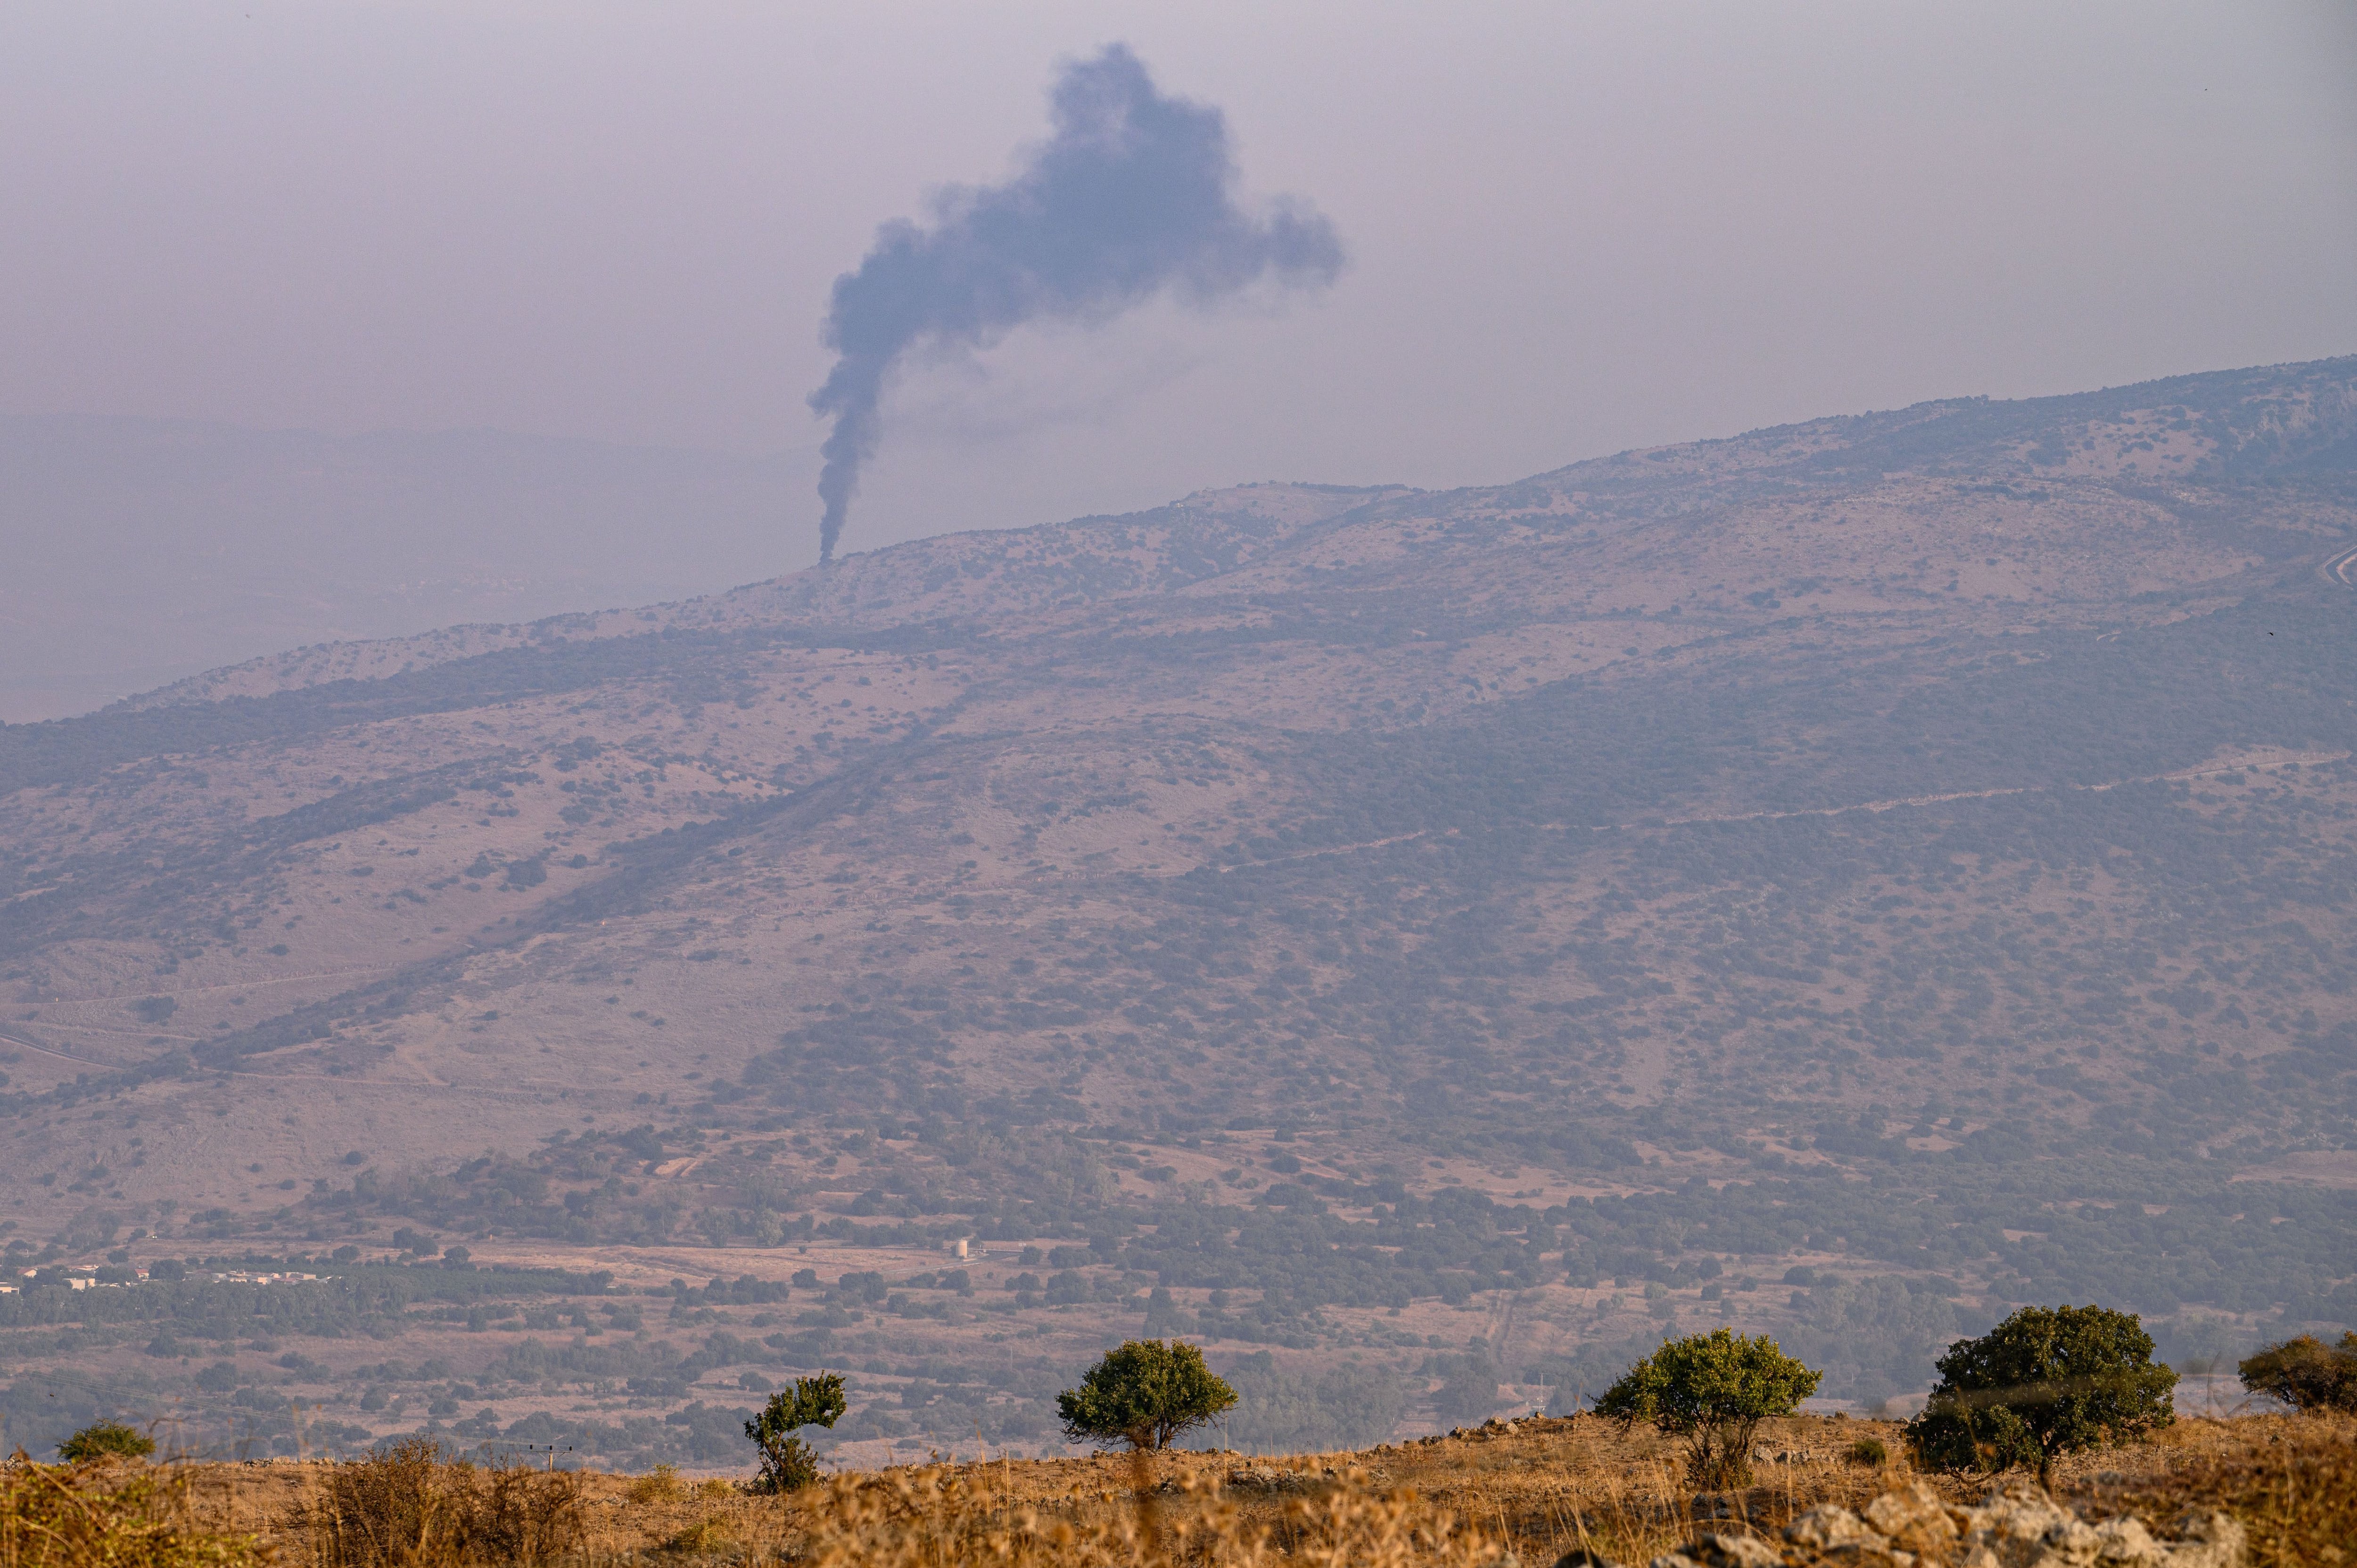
[6,1409,2349,1566]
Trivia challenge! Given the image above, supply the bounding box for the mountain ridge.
[87,350,2357,718]
[1,354,2353,1451]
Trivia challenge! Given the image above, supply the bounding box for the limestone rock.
[1787,1505,1884,1552]
[2090,1517,2167,1567]
[1863,1482,1962,1556]
[1771,1484,2242,1568]
[1585,1483,2241,1568]
[1225,1465,1324,1494]
[1817,1546,1917,1568]
[1711,1536,1786,1568]
[1962,1485,2105,1568]
[1655,1534,1784,1568]
[2159,1511,2244,1568]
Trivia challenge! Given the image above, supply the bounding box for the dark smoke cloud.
[808,44,1344,562]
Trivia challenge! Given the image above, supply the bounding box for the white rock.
[2159,1510,2244,1568]
[2092,1517,2167,1567]
[1787,1505,1882,1551]
[1693,1533,1785,1568]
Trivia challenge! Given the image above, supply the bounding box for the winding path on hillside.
[1210,748,2351,875]
[0,1026,102,1070]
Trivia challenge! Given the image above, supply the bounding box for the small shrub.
[746,1372,848,1493]
[58,1421,156,1463]
[1595,1327,1821,1491]
[662,1519,734,1555]
[462,1461,584,1566]
[1846,1437,1888,1467]
[288,1438,444,1564]
[625,1464,682,1505]
[2238,1332,2357,1413]
[286,1436,581,1567]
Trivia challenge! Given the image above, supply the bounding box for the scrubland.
[7,355,2357,1493]
[8,1409,2349,1567]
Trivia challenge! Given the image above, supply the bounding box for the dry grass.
[280,1437,585,1566]
[36,1408,2349,1565]
[620,1467,682,1508]
[2054,1412,2357,1568]
[794,1451,1507,1568]
[0,1453,267,1567]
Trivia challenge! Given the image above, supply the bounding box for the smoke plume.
[808,44,1344,562]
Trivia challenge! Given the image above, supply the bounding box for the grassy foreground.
[7,1410,2349,1566]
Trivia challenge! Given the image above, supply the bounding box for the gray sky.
[5,0,2355,562]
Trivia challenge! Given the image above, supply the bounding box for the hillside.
[1,355,2354,1460]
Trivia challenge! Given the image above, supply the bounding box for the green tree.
[743,1372,848,1493]
[1594,1328,1821,1490]
[1057,1339,1237,1452]
[58,1420,156,1462]
[1906,1305,2176,1486]
[2237,1332,2357,1413]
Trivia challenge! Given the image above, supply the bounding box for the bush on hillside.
[58,1421,155,1463]
[1058,1339,1237,1452]
[1906,1304,2176,1486]
[2237,1332,2357,1413]
[745,1373,847,1493]
[1594,1328,1821,1490]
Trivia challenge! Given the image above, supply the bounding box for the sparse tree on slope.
[1906,1305,2175,1486]
[2238,1332,2357,1413]
[745,1372,848,1493]
[1058,1339,1237,1452]
[1596,1328,1821,1491]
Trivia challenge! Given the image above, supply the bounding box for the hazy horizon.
[6,1,2354,572]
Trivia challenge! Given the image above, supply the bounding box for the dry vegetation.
[12,1409,2348,1566]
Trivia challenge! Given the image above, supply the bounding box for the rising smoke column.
[808,44,1344,562]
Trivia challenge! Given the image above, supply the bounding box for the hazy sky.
[6,1,2355,563]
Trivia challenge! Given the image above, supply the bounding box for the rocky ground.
[45,1408,2353,1566]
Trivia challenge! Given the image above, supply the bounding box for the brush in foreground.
[0,1457,266,1568]
[803,1462,1504,1568]
[282,1436,583,1566]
